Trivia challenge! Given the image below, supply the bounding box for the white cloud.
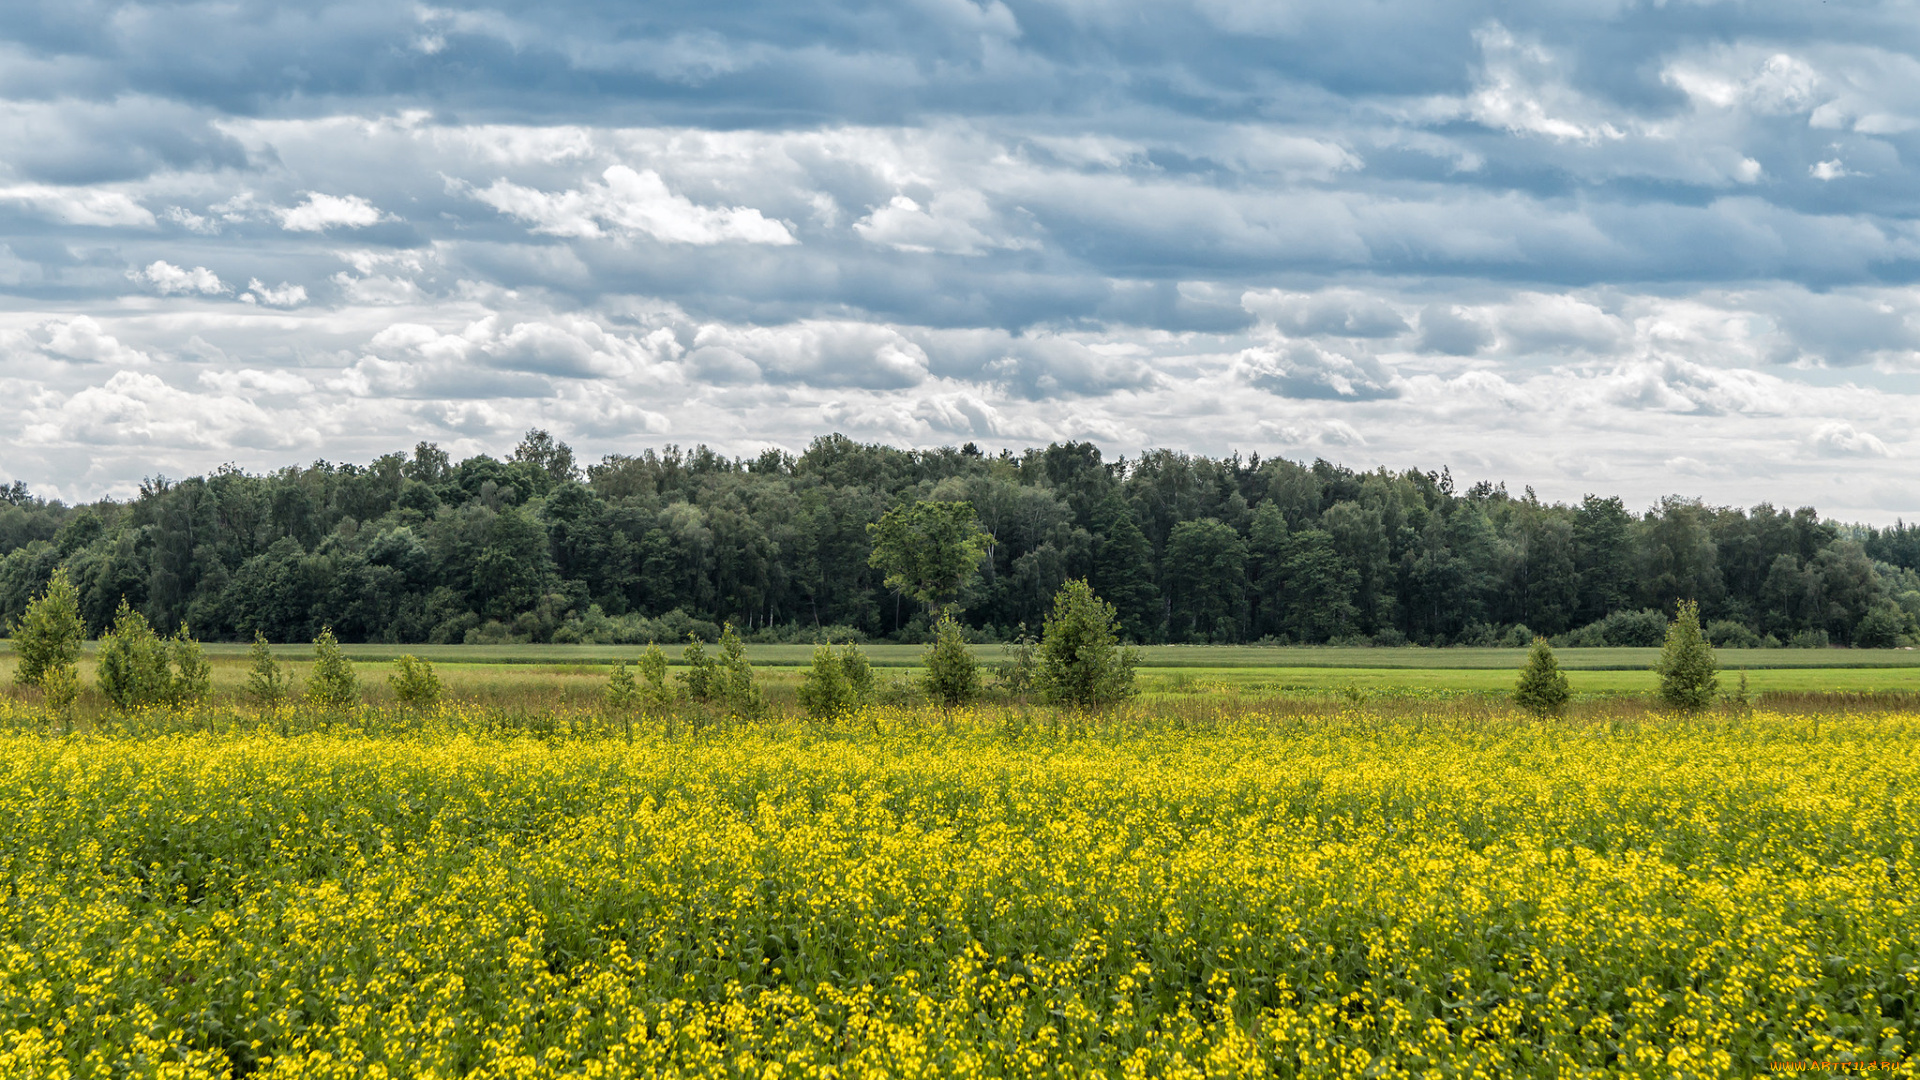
[39,317,153,366]
[1811,159,1855,181]
[243,279,308,307]
[1808,421,1892,457]
[467,165,796,245]
[0,184,154,227]
[853,190,1033,255]
[128,260,227,296]
[277,192,383,231]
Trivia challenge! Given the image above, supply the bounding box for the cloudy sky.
[1,0,1916,520]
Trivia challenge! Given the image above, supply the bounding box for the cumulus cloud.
[1235,342,1400,401]
[277,193,384,232]
[242,279,308,307]
[0,184,154,227]
[128,260,227,295]
[1808,422,1893,458]
[467,166,795,245]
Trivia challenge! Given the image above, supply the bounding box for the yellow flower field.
[0,704,1914,1078]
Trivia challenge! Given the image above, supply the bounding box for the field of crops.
[2,697,1915,1078]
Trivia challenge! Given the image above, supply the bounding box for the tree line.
[2,431,1917,647]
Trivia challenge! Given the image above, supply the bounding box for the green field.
[8,641,1920,701]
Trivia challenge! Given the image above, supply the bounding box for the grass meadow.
[1,645,1916,1077]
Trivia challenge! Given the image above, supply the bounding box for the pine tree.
[246,631,288,709]
[1656,599,1718,712]
[1036,580,1138,710]
[921,615,980,709]
[10,567,84,687]
[306,627,359,711]
[1513,637,1571,716]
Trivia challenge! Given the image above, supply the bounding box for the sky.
[1,0,1916,521]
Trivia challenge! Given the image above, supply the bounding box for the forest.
[1,432,1916,648]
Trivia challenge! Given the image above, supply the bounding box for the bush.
[637,642,675,713]
[1512,637,1571,716]
[389,655,442,709]
[605,661,639,710]
[307,627,359,710]
[9,567,83,688]
[798,645,852,720]
[246,632,288,708]
[716,623,765,720]
[680,635,719,702]
[169,627,211,706]
[97,602,173,711]
[840,643,873,704]
[995,624,1039,695]
[921,615,980,709]
[1788,628,1830,649]
[1705,619,1762,649]
[1853,604,1913,649]
[1562,608,1669,648]
[1036,580,1138,711]
[1656,600,1718,712]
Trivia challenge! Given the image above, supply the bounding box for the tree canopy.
[0,432,1914,649]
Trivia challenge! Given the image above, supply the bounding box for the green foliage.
[995,623,1039,695]
[1854,603,1914,649]
[1656,599,1718,712]
[921,615,980,709]
[637,642,675,713]
[679,635,719,702]
[41,661,79,730]
[840,642,873,704]
[1036,580,1137,710]
[389,654,442,709]
[10,567,83,687]
[797,645,853,720]
[867,500,989,615]
[96,602,174,711]
[716,623,764,720]
[307,627,359,711]
[1512,637,1571,716]
[169,626,212,706]
[246,632,288,709]
[605,661,639,711]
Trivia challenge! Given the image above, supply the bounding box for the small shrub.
[995,624,1039,695]
[307,627,359,710]
[679,635,719,702]
[606,661,639,710]
[1706,619,1762,649]
[1853,604,1912,649]
[1656,599,1718,712]
[168,626,211,706]
[97,601,173,711]
[637,642,675,712]
[1513,637,1571,716]
[389,654,442,709]
[840,643,873,705]
[1036,580,1138,711]
[798,645,852,720]
[922,615,980,709]
[1788,628,1830,649]
[246,632,288,708]
[10,567,83,688]
[716,624,764,720]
